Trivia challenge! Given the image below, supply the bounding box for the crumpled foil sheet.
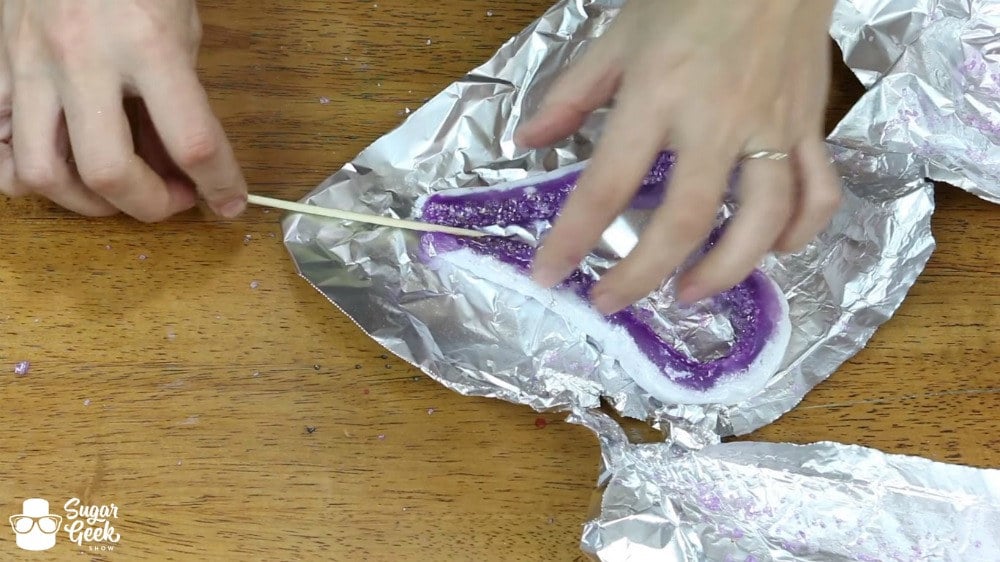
[282,0,934,440]
[277,0,1000,559]
[572,409,1000,562]
[831,0,1000,204]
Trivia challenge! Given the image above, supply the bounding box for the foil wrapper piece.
[573,409,1000,562]
[831,0,1000,203]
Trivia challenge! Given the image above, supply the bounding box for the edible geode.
[414,153,791,405]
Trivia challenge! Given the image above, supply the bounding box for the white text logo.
[63,498,121,549]
[8,497,121,552]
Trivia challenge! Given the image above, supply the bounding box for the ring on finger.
[738,149,790,162]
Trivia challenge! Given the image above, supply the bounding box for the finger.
[0,141,26,197]
[773,136,842,252]
[676,152,795,303]
[11,80,116,216]
[530,82,668,288]
[514,33,625,148]
[0,99,25,197]
[128,98,198,206]
[62,77,194,222]
[0,45,11,143]
[0,40,25,197]
[134,67,247,218]
[589,137,736,315]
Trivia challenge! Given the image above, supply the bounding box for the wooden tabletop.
[0,1,996,560]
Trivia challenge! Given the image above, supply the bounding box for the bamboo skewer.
[247,194,486,238]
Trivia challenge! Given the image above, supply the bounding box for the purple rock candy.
[13,361,30,376]
[415,152,790,404]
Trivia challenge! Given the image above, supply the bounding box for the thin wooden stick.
[247,194,486,238]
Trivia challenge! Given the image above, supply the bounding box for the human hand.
[516,0,841,314]
[0,0,247,221]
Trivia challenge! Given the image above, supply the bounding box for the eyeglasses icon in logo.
[9,498,62,551]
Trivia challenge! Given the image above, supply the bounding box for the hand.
[516,0,842,313]
[0,0,247,221]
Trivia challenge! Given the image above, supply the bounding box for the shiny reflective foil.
[573,409,1000,562]
[832,0,1000,203]
[278,0,997,559]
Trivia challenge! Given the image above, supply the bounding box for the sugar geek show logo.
[9,497,121,552]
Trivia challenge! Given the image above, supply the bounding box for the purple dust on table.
[416,151,788,397]
[13,361,30,376]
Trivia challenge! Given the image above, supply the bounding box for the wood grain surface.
[0,1,997,560]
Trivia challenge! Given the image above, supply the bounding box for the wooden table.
[0,1,996,560]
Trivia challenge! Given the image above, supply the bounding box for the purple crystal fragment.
[420,166,579,227]
[419,152,677,226]
[632,151,676,209]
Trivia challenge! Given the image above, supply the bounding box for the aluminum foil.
[831,0,1000,203]
[282,0,934,439]
[573,409,1000,562]
[276,0,1000,559]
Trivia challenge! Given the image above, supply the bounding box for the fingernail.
[531,262,568,289]
[588,285,623,316]
[677,283,703,305]
[217,196,247,219]
[513,125,534,147]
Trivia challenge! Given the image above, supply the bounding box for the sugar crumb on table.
[13,360,30,376]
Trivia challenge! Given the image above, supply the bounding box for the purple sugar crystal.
[419,152,676,227]
[416,152,790,402]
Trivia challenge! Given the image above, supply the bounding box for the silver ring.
[739,150,790,162]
